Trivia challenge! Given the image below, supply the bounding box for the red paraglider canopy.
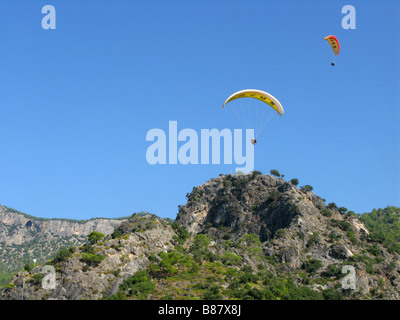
[324,35,340,56]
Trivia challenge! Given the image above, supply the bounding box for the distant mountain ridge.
[0,205,127,245]
[0,205,127,287]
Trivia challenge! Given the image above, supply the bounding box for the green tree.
[53,247,75,263]
[87,231,105,245]
[24,263,34,272]
[203,285,223,300]
[221,252,241,266]
[192,234,210,251]
[118,270,155,299]
[32,273,44,286]
[81,253,105,266]
[302,259,322,274]
[190,234,211,263]
[171,223,190,245]
[270,169,280,178]
[327,202,338,210]
[290,178,299,186]
[300,185,313,192]
[323,288,343,300]
[368,243,381,256]
[111,229,123,239]
[323,264,341,278]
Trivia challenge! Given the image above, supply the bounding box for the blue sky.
[0,0,399,220]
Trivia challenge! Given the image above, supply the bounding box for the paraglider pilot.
[251,138,257,145]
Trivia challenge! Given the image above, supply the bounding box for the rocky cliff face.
[0,205,124,286]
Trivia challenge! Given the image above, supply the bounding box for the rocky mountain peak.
[176,173,344,241]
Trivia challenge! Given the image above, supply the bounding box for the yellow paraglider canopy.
[222,89,284,116]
